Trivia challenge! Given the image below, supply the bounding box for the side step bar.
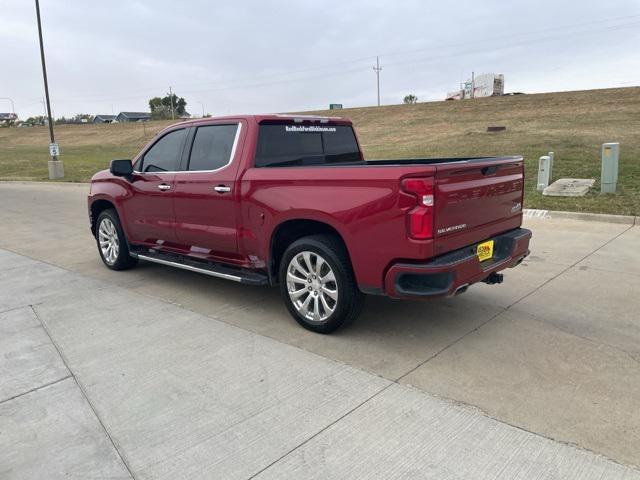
[130,249,269,286]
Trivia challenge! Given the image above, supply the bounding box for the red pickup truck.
[88,115,531,333]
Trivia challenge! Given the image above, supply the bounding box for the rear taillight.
[401,177,434,239]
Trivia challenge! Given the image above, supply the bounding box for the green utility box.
[601,143,619,194]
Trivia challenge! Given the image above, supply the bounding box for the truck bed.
[258,156,520,168]
[366,156,518,166]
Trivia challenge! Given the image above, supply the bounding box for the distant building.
[116,112,151,122]
[93,114,116,124]
[0,112,18,125]
[464,74,504,99]
[445,73,505,100]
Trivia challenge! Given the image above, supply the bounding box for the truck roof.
[174,114,352,129]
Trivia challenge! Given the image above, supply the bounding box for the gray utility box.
[601,143,619,194]
[537,155,552,191]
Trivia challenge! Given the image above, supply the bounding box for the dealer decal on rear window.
[285,125,337,133]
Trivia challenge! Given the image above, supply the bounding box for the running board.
[131,250,269,286]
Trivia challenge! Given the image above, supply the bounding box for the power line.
[377,13,640,60]
[46,13,640,105]
[54,64,370,104]
[16,13,640,113]
[382,20,640,70]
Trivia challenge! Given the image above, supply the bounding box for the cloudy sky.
[2,0,639,119]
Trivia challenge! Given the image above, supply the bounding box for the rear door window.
[255,123,360,167]
[139,128,187,173]
[187,124,239,171]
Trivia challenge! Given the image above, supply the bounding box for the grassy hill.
[1,87,638,214]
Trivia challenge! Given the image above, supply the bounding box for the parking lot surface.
[1,182,639,477]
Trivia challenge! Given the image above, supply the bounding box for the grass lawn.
[0,120,173,182]
[1,87,638,215]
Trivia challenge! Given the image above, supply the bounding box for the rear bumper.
[384,228,532,299]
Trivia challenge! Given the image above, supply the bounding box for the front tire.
[95,209,138,271]
[279,234,364,334]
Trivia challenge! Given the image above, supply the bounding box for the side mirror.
[110,159,133,178]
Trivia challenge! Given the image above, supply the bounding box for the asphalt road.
[1,182,639,476]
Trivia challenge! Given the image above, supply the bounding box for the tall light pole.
[35,0,63,179]
[373,56,382,107]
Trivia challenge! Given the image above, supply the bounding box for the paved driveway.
[1,182,639,476]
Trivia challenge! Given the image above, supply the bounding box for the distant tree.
[149,93,187,119]
[25,115,47,125]
[403,94,418,104]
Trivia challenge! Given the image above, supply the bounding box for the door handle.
[158,184,172,191]
[214,185,231,193]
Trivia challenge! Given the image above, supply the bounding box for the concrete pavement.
[1,181,639,475]
[1,248,639,479]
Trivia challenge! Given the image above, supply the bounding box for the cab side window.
[187,124,239,171]
[139,128,187,173]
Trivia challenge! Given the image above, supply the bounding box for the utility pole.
[471,71,475,99]
[373,56,382,107]
[169,86,175,120]
[35,0,63,179]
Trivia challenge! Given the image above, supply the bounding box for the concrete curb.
[523,209,637,225]
[0,180,88,186]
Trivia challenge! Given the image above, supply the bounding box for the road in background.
[1,182,639,471]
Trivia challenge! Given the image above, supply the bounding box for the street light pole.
[34,0,63,178]
[0,97,15,114]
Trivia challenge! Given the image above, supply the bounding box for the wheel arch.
[268,219,353,285]
[90,198,118,236]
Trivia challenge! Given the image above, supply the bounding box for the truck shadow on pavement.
[124,260,498,381]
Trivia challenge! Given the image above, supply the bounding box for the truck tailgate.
[433,156,524,252]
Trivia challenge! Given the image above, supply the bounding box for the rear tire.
[279,234,364,333]
[95,209,138,271]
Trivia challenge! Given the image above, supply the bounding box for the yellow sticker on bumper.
[477,240,494,262]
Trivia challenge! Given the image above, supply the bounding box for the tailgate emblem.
[437,223,467,235]
[511,202,522,213]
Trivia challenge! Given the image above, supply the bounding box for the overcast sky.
[2,0,639,119]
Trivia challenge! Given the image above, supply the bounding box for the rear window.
[255,123,361,167]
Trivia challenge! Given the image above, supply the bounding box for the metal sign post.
[35,0,63,179]
[49,143,60,157]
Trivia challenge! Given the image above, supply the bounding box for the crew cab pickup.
[88,115,531,333]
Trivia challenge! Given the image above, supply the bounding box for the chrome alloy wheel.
[286,251,338,323]
[98,218,119,265]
